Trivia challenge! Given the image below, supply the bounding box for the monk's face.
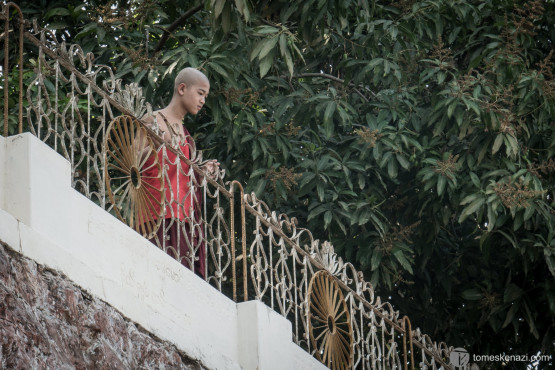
[178,80,210,115]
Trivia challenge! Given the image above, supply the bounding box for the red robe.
[142,130,206,279]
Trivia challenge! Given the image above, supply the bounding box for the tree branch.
[291,73,374,102]
[153,4,204,54]
[293,72,344,83]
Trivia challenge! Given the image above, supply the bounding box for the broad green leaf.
[252,179,267,197]
[523,203,535,221]
[208,62,229,79]
[459,197,485,222]
[250,40,266,62]
[437,175,447,196]
[212,0,226,19]
[393,249,413,274]
[252,26,279,34]
[504,134,518,157]
[234,0,250,21]
[279,34,287,57]
[502,302,520,328]
[470,172,480,188]
[462,288,482,300]
[249,168,268,178]
[259,54,273,78]
[396,153,410,170]
[387,157,398,178]
[307,204,328,221]
[370,248,382,271]
[503,284,523,303]
[460,193,478,205]
[323,101,336,126]
[447,100,457,118]
[324,210,332,228]
[317,183,325,201]
[299,172,316,189]
[545,250,555,277]
[358,209,373,225]
[44,7,71,18]
[258,35,279,60]
[97,27,106,42]
[523,301,540,339]
[492,133,503,155]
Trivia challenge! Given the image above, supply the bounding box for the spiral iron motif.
[105,116,164,238]
[308,270,353,370]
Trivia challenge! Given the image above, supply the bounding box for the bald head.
[174,67,209,94]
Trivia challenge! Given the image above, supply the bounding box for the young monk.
[141,67,218,279]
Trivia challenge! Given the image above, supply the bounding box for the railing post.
[2,3,9,137]
[402,315,415,370]
[1,2,24,137]
[229,180,247,302]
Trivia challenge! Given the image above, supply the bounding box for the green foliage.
[9,0,555,363]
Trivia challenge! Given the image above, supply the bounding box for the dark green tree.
[6,0,555,366]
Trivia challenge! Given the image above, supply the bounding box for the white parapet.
[0,133,327,370]
[237,300,328,370]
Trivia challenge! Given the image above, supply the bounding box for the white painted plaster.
[237,300,328,370]
[0,135,21,252]
[0,133,327,370]
[237,300,291,369]
[0,207,20,252]
[2,133,72,248]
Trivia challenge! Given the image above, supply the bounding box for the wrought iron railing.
[1,4,454,369]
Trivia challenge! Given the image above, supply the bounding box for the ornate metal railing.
[1,4,454,369]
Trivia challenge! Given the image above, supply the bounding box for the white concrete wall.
[0,133,327,370]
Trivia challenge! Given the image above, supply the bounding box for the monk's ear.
[177,82,187,95]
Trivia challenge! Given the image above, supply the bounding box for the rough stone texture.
[0,242,207,370]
